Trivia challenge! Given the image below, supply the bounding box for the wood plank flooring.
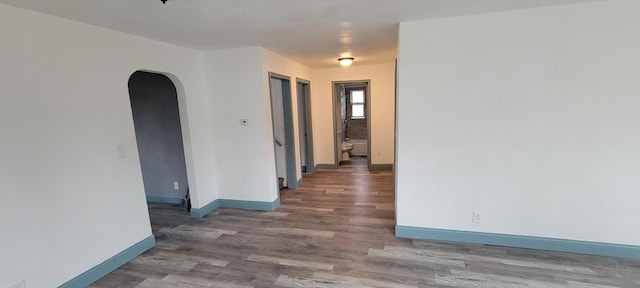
[90,158,640,287]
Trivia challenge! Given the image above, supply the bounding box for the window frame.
[350,89,365,120]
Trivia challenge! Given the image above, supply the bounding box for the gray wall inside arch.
[128,71,188,202]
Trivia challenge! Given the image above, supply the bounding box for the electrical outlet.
[173,181,179,190]
[8,280,26,288]
[472,212,481,224]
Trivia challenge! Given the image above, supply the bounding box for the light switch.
[8,280,26,288]
[116,145,127,160]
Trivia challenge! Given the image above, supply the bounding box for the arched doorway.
[128,71,190,211]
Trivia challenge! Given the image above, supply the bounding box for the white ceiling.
[1,0,599,68]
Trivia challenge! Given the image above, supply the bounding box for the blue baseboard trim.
[395,225,640,260]
[190,198,280,218]
[219,198,280,211]
[306,164,315,174]
[146,195,183,204]
[190,199,220,218]
[59,235,155,288]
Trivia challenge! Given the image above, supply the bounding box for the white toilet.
[341,141,353,161]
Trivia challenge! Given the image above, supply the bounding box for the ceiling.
[0,0,600,68]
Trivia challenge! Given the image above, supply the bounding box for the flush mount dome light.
[338,57,354,67]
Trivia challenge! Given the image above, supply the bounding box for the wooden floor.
[91,158,640,287]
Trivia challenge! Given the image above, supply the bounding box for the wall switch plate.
[8,280,26,288]
[173,181,179,190]
[115,144,127,160]
[472,212,481,224]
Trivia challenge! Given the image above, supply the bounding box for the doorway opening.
[128,71,190,213]
[269,72,299,191]
[296,78,314,174]
[332,80,371,169]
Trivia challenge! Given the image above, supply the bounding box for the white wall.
[312,63,396,165]
[202,47,312,202]
[202,47,275,201]
[397,0,640,246]
[0,4,217,287]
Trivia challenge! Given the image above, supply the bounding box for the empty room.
[1,0,639,287]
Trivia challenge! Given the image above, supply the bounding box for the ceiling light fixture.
[338,57,354,67]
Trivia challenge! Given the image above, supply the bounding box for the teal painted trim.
[316,164,338,169]
[273,197,280,209]
[190,199,220,218]
[219,198,280,211]
[190,198,280,218]
[297,78,315,174]
[281,79,298,190]
[59,236,155,288]
[146,195,182,204]
[369,164,393,170]
[396,225,640,260]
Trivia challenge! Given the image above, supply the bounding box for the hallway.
[91,158,639,287]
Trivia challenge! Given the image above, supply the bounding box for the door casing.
[296,78,315,173]
[331,80,372,169]
[268,72,299,190]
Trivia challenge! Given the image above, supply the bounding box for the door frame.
[393,59,399,222]
[296,78,315,173]
[128,69,196,212]
[268,72,299,189]
[331,80,372,169]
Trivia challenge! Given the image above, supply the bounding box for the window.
[350,90,365,119]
